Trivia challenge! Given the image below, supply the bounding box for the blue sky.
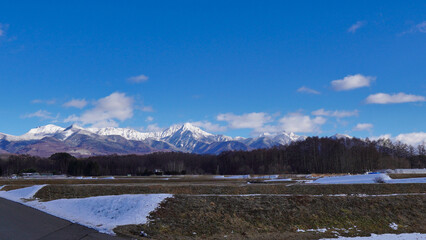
[0,0,425,141]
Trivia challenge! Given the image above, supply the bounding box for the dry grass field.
[1,174,426,239]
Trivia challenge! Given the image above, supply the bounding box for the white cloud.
[348,21,366,33]
[312,109,359,118]
[190,121,227,132]
[145,116,154,122]
[353,123,373,131]
[251,124,282,135]
[279,113,326,133]
[217,112,272,129]
[371,134,392,141]
[64,92,134,127]
[128,74,149,83]
[331,74,375,91]
[394,132,426,147]
[23,110,56,120]
[297,86,320,94]
[32,99,56,105]
[63,99,88,109]
[372,132,426,147]
[365,92,425,104]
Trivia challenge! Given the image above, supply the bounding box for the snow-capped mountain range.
[0,123,309,157]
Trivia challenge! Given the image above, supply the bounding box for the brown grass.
[1,185,33,191]
[114,195,426,239]
[0,176,246,186]
[389,174,426,179]
[33,183,426,201]
[2,176,425,239]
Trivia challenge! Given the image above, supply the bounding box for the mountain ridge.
[0,123,315,157]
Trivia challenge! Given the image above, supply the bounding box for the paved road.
[0,197,126,240]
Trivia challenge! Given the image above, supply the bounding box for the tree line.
[0,137,424,176]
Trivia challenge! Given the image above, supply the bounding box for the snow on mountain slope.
[330,133,353,140]
[55,124,95,141]
[162,123,213,139]
[272,132,307,144]
[245,131,306,149]
[0,123,306,156]
[162,123,219,152]
[2,124,65,141]
[87,127,158,141]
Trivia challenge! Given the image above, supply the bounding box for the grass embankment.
[34,183,426,201]
[389,174,426,179]
[0,176,244,186]
[115,195,426,240]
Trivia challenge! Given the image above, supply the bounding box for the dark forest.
[1,137,425,176]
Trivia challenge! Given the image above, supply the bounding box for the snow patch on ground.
[389,223,398,230]
[263,178,292,182]
[297,228,328,233]
[321,233,426,239]
[0,185,46,201]
[34,194,172,234]
[0,185,172,235]
[312,174,426,184]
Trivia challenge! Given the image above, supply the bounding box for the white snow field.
[312,174,426,184]
[0,185,172,234]
[321,233,426,239]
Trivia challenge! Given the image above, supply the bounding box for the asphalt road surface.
[0,197,126,240]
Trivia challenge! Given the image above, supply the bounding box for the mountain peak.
[181,122,205,132]
[27,124,64,135]
[64,124,85,131]
[331,133,353,140]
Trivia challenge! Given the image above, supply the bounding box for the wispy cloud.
[63,99,88,109]
[217,112,272,129]
[414,21,426,33]
[23,110,57,120]
[145,116,154,122]
[353,123,373,131]
[128,74,149,83]
[365,92,425,104]
[312,109,358,118]
[331,74,375,91]
[216,111,327,134]
[32,99,56,105]
[401,21,426,35]
[348,21,366,33]
[139,123,163,132]
[191,121,227,132]
[0,23,9,37]
[297,86,320,94]
[64,92,134,127]
[138,105,154,112]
